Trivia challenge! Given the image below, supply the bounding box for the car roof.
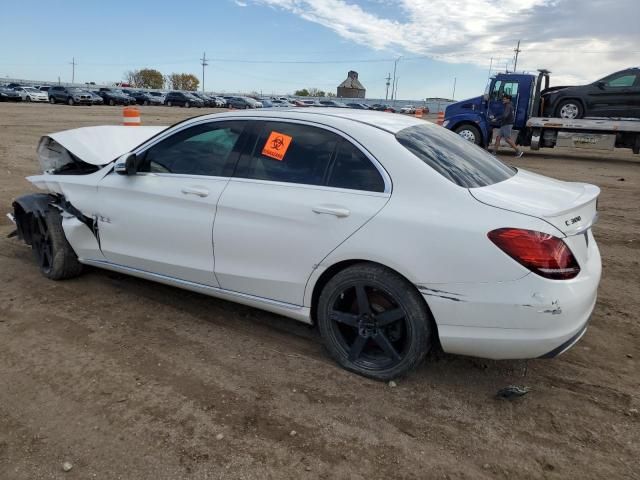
[184,108,424,134]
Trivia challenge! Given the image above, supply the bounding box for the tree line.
[124,69,199,91]
[294,88,336,97]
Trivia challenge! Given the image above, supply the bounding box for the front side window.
[236,121,340,186]
[502,82,519,97]
[141,122,244,176]
[396,123,515,188]
[606,73,637,87]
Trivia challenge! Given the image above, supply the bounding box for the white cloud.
[252,0,639,85]
[234,0,249,6]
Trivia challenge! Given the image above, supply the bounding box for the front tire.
[454,124,482,145]
[109,99,115,106]
[31,210,83,280]
[67,97,75,106]
[167,101,173,107]
[317,263,432,380]
[185,101,190,108]
[556,100,583,119]
[49,97,56,104]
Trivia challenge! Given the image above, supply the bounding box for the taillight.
[488,228,580,280]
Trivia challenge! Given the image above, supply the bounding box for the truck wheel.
[556,100,583,119]
[454,124,482,145]
[31,210,83,280]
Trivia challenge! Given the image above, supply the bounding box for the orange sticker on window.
[261,131,292,161]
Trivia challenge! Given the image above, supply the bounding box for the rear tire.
[454,124,482,145]
[67,97,74,106]
[31,210,83,280]
[317,263,432,380]
[167,101,172,107]
[185,101,190,108]
[109,99,115,106]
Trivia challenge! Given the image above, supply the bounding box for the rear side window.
[328,141,385,192]
[396,124,515,188]
[236,121,340,186]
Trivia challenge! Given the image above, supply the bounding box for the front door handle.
[312,205,350,217]
[181,186,210,197]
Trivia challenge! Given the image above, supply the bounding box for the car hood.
[40,125,168,167]
[444,95,483,119]
[470,168,600,236]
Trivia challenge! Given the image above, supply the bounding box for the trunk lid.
[470,169,599,236]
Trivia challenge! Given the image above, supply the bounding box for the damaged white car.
[9,109,602,380]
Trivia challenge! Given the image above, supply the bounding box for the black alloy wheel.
[318,263,432,380]
[31,215,53,275]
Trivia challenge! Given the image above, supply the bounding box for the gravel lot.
[0,103,638,480]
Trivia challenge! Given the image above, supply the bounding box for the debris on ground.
[62,461,73,472]
[388,381,397,388]
[496,385,531,400]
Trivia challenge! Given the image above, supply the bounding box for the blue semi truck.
[443,70,640,154]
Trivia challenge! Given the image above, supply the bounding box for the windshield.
[396,124,515,188]
[24,87,38,92]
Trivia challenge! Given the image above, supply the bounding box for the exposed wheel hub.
[358,312,378,338]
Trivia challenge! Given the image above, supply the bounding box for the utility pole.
[513,40,521,72]
[70,57,77,84]
[391,56,401,101]
[393,77,399,103]
[452,77,457,100]
[385,73,391,101]
[488,57,493,80]
[200,52,208,92]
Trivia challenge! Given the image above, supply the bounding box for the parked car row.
[1,83,429,113]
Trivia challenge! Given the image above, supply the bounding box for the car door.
[487,80,521,124]
[586,71,639,117]
[95,120,247,286]
[213,119,390,305]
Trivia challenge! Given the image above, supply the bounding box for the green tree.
[294,88,310,96]
[166,73,200,91]
[124,69,165,89]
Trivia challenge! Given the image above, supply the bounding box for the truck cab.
[444,72,541,146]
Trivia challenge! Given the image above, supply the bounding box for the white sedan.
[9,109,601,379]
[14,86,49,102]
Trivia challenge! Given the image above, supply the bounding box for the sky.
[1,0,638,100]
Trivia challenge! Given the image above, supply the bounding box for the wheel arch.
[12,193,55,245]
[308,259,440,345]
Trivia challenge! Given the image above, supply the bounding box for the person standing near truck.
[492,94,523,157]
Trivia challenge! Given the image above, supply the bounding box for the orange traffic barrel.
[122,106,141,126]
[436,111,445,125]
[415,108,424,118]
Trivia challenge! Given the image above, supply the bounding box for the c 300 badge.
[565,215,581,227]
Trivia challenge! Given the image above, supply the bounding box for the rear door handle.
[312,205,350,217]
[181,186,210,197]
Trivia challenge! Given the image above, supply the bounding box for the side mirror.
[114,153,138,175]
[597,81,606,90]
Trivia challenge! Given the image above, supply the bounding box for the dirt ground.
[0,103,638,480]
